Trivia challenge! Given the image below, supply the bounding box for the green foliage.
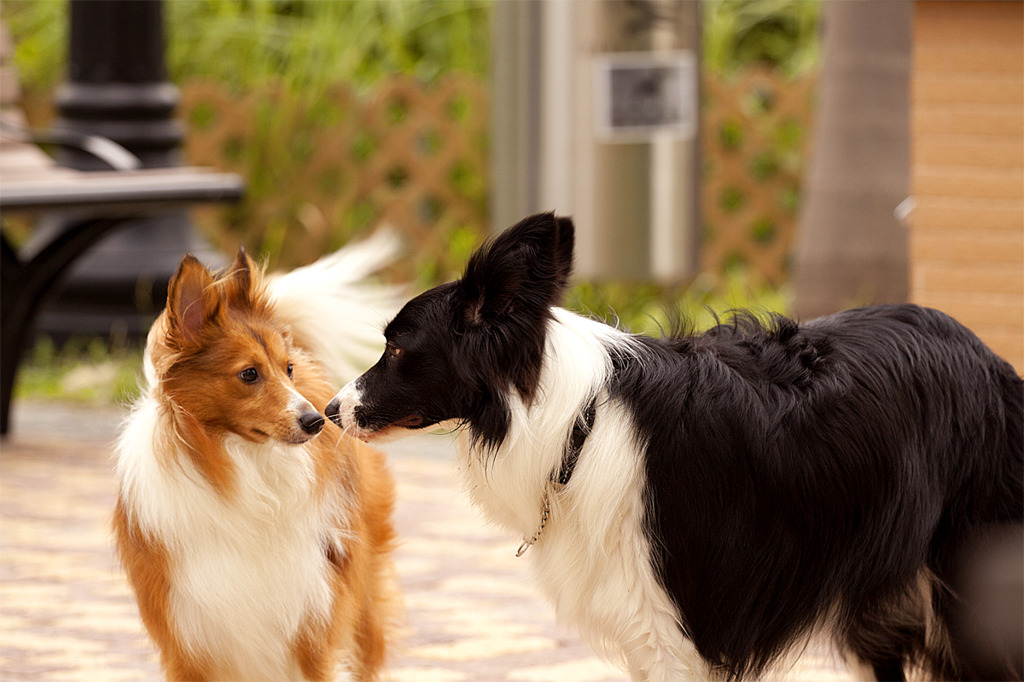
[13,270,789,406]
[166,0,490,95]
[6,0,809,405]
[4,0,66,94]
[7,0,819,97]
[6,0,491,97]
[703,0,821,76]
[567,269,791,339]
[15,336,143,406]
[14,272,788,406]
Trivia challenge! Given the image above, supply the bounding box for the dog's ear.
[224,247,253,310]
[460,212,575,326]
[166,254,220,344]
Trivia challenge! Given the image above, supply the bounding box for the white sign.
[593,51,697,143]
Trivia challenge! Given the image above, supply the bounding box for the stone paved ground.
[1,401,855,681]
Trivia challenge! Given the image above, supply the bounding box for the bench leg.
[1,238,20,436]
[1,288,30,436]
[1,217,125,435]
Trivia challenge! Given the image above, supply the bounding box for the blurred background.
[2,0,1021,406]
[1,4,1021,678]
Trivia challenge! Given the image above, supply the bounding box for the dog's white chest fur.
[117,398,342,681]
[454,310,709,681]
[173,507,333,680]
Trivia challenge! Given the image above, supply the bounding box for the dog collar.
[555,397,597,486]
[516,397,597,557]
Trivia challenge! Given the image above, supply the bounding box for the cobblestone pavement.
[1,402,855,681]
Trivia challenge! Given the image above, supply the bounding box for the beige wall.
[910,0,1024,372]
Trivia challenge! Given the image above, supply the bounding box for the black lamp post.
[55,0,182,170]
[30,0,222,342]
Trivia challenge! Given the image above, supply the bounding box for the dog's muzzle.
[299,410,324,436]
[324,397,344,427]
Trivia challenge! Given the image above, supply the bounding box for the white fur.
[328,304,711,679]
[269,230,405,385]
[330,380,362,431]
[116,396,347,681]
[330,380,425,443]
[116,238,398,680]
[455,308,712,681]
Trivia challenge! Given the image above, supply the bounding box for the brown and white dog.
[114,241,400,681]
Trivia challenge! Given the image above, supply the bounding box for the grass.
[16,269,789,406]
[165,0,491,92]
[703,0,820,76]
[7,0,801,404]
[567,268,791,337]
[15,336,144,408]
[6,0,491,97]
[7,0,818,92]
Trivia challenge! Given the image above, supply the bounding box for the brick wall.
[909,0,1024,372]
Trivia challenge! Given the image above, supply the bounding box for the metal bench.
[0,17,246,435]
[0,124,245,434]
[0,122,244,435]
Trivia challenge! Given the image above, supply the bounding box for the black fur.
[336,212,1024,680]
[611,305,1022,679]
[347,212,574,450]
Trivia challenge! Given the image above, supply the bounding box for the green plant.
[5,0,491,98]
[703,0,821,76]
[14,335,143,406]
[3,0,66,95]
[6,0,807,408]
[567,268,791,339]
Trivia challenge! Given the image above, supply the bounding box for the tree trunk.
[791,0,912,319]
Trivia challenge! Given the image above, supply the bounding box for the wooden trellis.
[180,75,489,282]
[177,69,814,286]
[701,68,817,286]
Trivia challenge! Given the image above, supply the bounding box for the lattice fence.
[179,69,816,287]
[179,69,814,287]
[701,68,817,286]
[181,69,815,287]
[180,75,489,283]
[18,68,814,287]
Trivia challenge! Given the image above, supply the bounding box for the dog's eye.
[239,367,259,383]
[286,363,294,379]
[386,343,402,359]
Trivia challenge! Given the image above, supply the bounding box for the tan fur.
[113,499,209,678]
[115,250,398,681]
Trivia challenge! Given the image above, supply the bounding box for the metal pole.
[30,0,222,342]
[491,0,700,283]
[55,0,183,169]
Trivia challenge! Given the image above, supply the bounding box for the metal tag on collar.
[516,491,550,557]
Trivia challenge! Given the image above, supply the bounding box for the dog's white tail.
[268,231,405,384]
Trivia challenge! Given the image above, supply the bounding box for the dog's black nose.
[299,411,324,435]
[324,398,340,424]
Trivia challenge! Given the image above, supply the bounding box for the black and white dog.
[327,213,1023,681]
